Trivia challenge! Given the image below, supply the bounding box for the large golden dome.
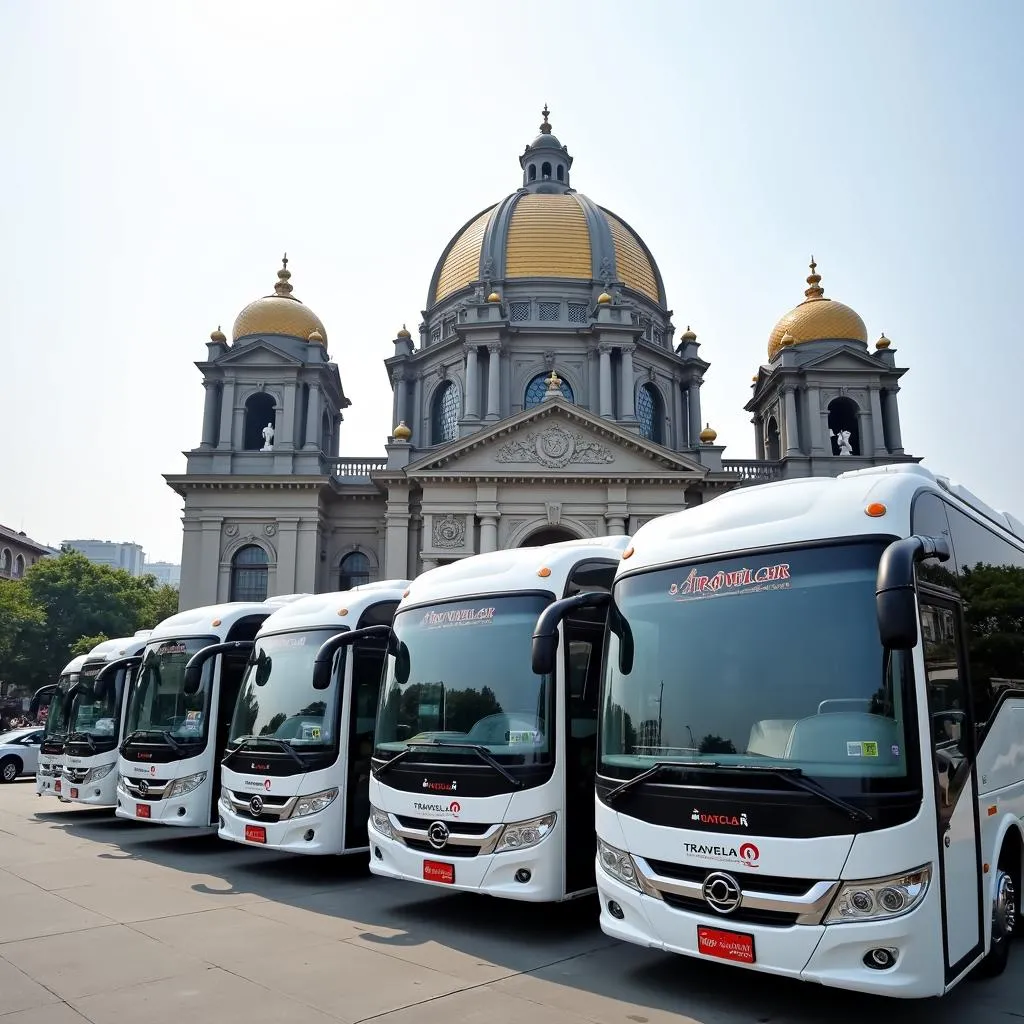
[233,257,327,344]
[767,259,867,360]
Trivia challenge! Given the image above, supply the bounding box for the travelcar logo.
[414,800,461,816]
[683,841,760,868]
[420,607,495,628]
[669,564,791,600]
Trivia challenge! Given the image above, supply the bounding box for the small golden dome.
[699,423,718,444]
[597,291,612,304]
[767,258,867,360]
[397,324,411,339]
[781,332,796,347]
[680,325,697,342]
[210,326,226,343]
[393,421,412,441]
[876,333,891,350]
[232,255,328,344]
[751,374,759,383]
[487,291,501,303]
[307,329,324,345]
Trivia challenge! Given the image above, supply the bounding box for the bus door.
[919,591,984,981]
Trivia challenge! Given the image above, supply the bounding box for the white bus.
[33,655,86,798]
[116,597,304,828]
[216,582,410,855]
[60,632,152,806]
[534,464,1024,998]
[369,537,628,901]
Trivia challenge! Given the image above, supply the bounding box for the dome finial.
[804,255,824,300]
[540,103,552,134]
[274,252,294,297]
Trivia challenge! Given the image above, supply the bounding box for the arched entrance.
[519,526,579,548]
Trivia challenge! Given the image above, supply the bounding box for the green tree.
[70,634,110,657]
[0,580,47,697]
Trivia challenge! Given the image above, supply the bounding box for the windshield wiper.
[372,747,413,779]
[68,731,96,752]
[407,740,525,789]
[232,735,306,768]
[711,764,873,823]
[605,761,710,804]
[121,729,188,753]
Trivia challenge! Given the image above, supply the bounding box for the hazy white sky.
[4,0,1021,563]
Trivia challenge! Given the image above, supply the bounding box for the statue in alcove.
[261,423,275,451]
[831,429,854,456]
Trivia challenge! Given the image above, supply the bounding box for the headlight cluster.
[84,762,116,784]
[369,805,394,839]
[167,772,207,799]
[291,788,338,819]
[495,813,556,853]
[825,866,931,923]
[597,837,641,891]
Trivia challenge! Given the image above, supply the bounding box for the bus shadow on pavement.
[29,805,1009,1024]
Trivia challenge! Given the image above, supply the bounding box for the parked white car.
[0,727,44,783]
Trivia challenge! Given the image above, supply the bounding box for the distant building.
[143,561,181,588]
[63,539,146,576]
[0,525,58,580]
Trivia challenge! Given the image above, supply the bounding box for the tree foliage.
[0,552,180,696]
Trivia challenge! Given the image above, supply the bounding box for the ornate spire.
[274,252,294,298]
[804,255,824,300]
[540,103,552,134]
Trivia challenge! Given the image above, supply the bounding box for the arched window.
[528,164,537,182]
[0,549,10,575]
[765,416,781,461]
[541,161,552,179]
[230,545,268,602]
[243,393,276,451]
[556,164,564,182]
[431,381,459,444]
[828,397,860,456]
[637,383,664,444]
[524,372,574,408]
[339,551,371,591]
[12,554,25,579]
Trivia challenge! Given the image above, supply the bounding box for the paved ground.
[0,781,1020,1023]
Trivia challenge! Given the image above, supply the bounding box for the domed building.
[167,110,915,607]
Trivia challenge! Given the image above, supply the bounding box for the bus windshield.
[376,594,554,762]
[67,661,120,741]
[43,679,72,738]
[602,542,911,782]
[125,637,217,743]
[229,629,344,751]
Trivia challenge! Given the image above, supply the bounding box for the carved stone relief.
[432,514,466,549]
[495,426,615,470]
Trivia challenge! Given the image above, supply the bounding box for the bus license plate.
[245,825,267,844]
[136,803,151,819]
[70,788,79,799]
[697,926,755,964]
[423,860,454,884]
[54,780,61,793]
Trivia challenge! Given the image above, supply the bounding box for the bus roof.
[254,581,413,633]
[60,655,88,676]
[401,536,631,609]
[145,595,307,643]
[623,464,1024,576]
[84,636,143,661]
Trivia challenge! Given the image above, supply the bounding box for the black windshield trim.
[395,588,556,615]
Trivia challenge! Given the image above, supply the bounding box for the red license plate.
[136,803,151,819]
[245,824,267,844]
[70,788,79,799]
[54,780,61,793]
[423,860,454,884]
[697,926,755,964]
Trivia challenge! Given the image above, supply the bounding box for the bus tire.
[974,856,1017,979]
[0,757,21,783]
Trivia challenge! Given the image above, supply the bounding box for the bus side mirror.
[532,592,610,676]
[183,641,254,695]
[312,625,390,690]
[254,653,271,687]
[876,535,950,650]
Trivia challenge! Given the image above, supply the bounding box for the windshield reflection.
[67,663,121,740]
[43,680,71,737]
[125,637,216,741]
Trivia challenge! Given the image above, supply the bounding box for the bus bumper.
[114,788,214,829]
[596,870,944,998]
[218,799,345,855]
[368,827,565,902]
[60,773,117,807]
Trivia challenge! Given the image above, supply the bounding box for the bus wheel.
[0,757,21,784]
[975,865,1016,979]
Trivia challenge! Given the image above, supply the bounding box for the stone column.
[421,557,440,573]
[485,343,501,419]
[869,387,887,454]
[883,390,904,453]
[479,515,499,553]
[294,520,319,593]
[687,380,702,447]
[463,346,479,419]
[274,519,299,595]
[198,518,222,604]
[384,485,411,580]
[217,380,236,449]
[672,378,684,449]
[807,386,826,453]
[278,383,296,446]
[304,384,322,450]
[784,388,800,455]
[619,345,636,419]
[754,416,765,460]
[605,514,627,535]
[391,370,407,432]
[200,381,219,448]
[599,344,613,418]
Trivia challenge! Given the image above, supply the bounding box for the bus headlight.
[369,805,394,839]
[84,762,116,783]
[597,837,642,892]
[495,813,556,853]
[290,788,338,819]
[824,866,931,923]
[166,772,208,799]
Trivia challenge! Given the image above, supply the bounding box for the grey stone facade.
[166,113,916,611]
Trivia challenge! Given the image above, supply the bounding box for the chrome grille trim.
[384,812,504,855]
